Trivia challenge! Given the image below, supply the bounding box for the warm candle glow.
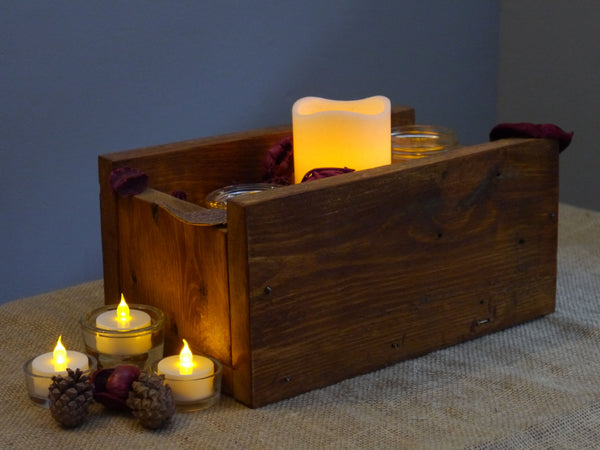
[94,297,153,355]
[52,336,67,371]
[179,339,194,375]
[116,293,131,323]
[29,337,89,399]
[292,96,391,183]
[157,345,217,404]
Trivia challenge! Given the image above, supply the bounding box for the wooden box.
[98,106,559,408]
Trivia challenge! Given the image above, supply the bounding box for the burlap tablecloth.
[2,203,599,449]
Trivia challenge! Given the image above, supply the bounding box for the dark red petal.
[261,136,294,185]
[171,190,187,200]
[105,364,140,399]
[93,391,131,411]
[489,123,574,152]
[91,368,114,394]
[109,167,149,196]
[301,167,355,183]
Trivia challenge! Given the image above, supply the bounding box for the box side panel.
[227,201,254,405]
[237,138,558,407]
[114,190,232,386]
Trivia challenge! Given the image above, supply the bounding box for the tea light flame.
[53,336,67,371]
[116,293,131,323]
[179,339,194,375]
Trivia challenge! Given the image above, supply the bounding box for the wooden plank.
[227,197,253,404]
[114,190,233,392]
[228,138,558,407]
[224,106,415,406]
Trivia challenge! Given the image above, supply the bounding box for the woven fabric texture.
[1,203,599,449]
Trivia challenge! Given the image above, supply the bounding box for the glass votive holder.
[205,183,281,209]
[391,124,459,162]
[80,304,166,370]
[152,355,223,412]
[23,354,97,407]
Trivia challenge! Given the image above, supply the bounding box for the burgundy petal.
[489,122,574,152]
[261,136,294,185]
[91,368,114,394]
[301,167,355,183]
[93,391,131,411]
[171,190,187,200]
[106,365,140,399]
[91,365,140,411]
[109,167,149,196]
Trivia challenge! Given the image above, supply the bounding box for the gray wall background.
[498,1,600,212]
[3,1,501,303]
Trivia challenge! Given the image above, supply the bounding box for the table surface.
[2,203,599,449]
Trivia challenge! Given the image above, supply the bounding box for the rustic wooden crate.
[98,106,559,408]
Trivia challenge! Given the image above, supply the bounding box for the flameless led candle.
[30,336,89,397]
[157,339,215,403]
[95,294,152,355]
[292,95,391,183]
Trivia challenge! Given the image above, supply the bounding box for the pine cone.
[126,372,175,429]
[48,368,94,428]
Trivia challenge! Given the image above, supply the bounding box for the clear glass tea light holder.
[391,124,459,161]
[80,304,166,370]
[205,183,281,209]
[23,354,97,407]
[151,355,223,412]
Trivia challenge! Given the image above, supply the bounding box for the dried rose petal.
[91,367,112,394]
[171,190,187,200]
[489,122,574,152]
[301,167,355,182]
[93,391,130,411]
[109,167,149,196]
[261,136,294,185]
[91,365,140,411]
[106,365,141,398]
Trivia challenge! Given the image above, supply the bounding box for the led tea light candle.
[292,95,391,183]
[80,295,166,369]
[95,294,152,355]
[30,336,89,397]
[156,339,222,411]
[24,336,95,406]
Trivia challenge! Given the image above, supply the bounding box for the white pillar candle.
[30,336,89,397]
[95,294,152,355]
[157,340,215,402]
[292,95,391,183]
